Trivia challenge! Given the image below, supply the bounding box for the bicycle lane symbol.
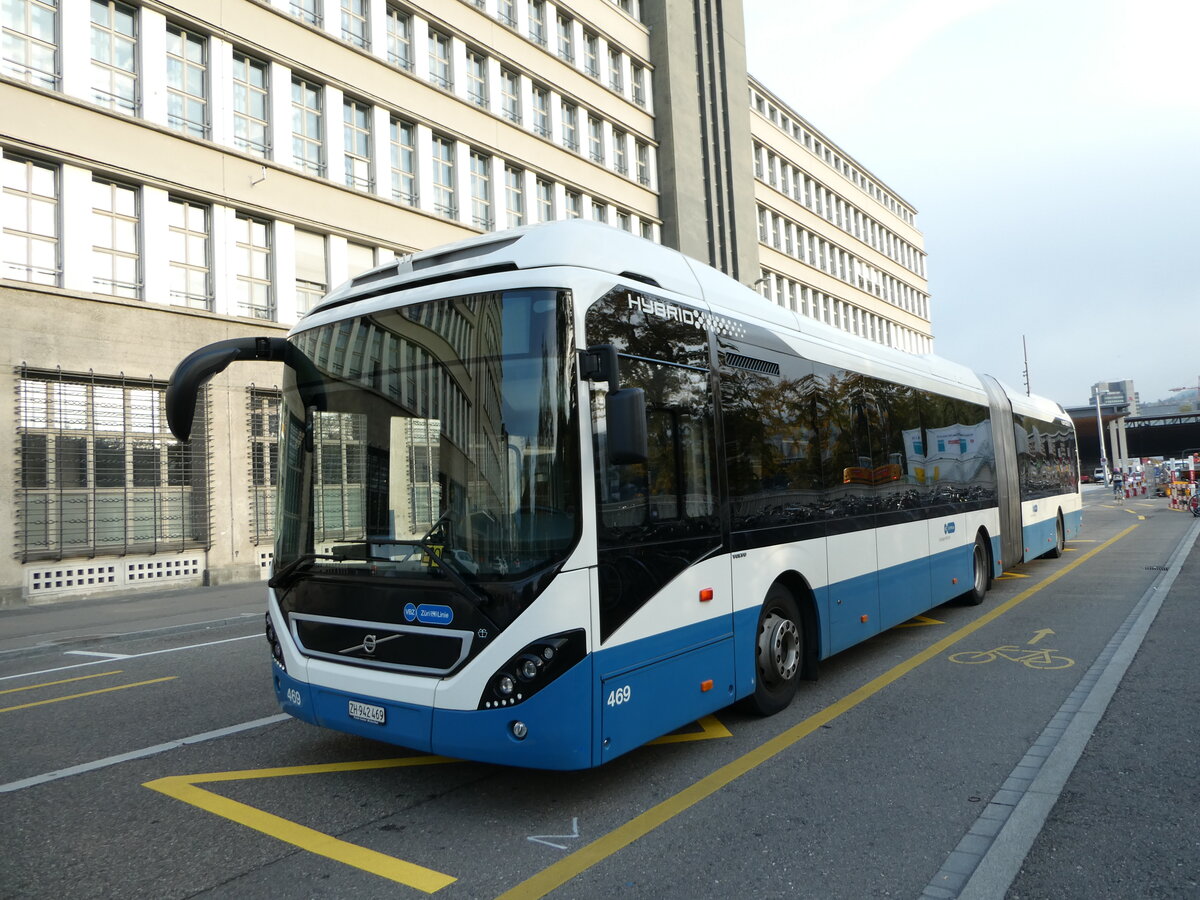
[948,629,1075,669]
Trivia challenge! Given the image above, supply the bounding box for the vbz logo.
[944,522,956,535]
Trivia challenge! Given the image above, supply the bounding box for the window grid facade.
[291,78,325,176]
[343,98,373,191]
[231,53,269,157]
[248,388,280,546]
[504,165,524,228]
[2,155,59,286]
[501,69,521,124]
[3,0,58,88]
[89,0,138,116]
[166,26,208,138]
[90,178,140,299]
[428,30,452,90]
[294,229,327,314]
[466,50,488,107]
[340,0,368,48]
[235,214,273,319]
[16,367,210,562]
[469,150,492,229]
[390,117,417,204]
[431,134,456,217]
[167,197,210,309]
[385,6,412,69]
[289,0,320,27]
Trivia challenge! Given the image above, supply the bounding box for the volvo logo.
[339,632,401,656]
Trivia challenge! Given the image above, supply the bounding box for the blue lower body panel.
[272,665,433,750]
[432,659,594,770]
[598,637,735,763]
[272,659,596,769]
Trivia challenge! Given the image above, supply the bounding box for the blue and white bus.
[166,220,1081,770]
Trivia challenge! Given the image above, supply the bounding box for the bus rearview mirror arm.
[166,336,325,442]
[581,344,648,466]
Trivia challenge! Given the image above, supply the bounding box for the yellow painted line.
[0,670,122,696]
[0,676,176,713]
[144,755,459,893]
[897,614,945,628]
[496,523,1141,900]
[648,714,731,745]
[995,571,1029,580]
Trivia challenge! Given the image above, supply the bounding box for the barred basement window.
[248,387,280,545]
[16,367,210,562]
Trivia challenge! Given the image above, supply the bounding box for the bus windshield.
[274,288,579,585]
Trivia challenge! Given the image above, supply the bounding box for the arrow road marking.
[528,817,580,850]
[1028,628,1054,645]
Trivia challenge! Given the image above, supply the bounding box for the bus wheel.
[960,535,990,606]
[1043,515,1065,559]
[744,586,802,716]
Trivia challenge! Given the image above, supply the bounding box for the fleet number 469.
[606,685,632,707]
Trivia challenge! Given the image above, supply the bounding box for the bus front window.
[273,289,579,587]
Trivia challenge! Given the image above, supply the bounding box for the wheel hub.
[758,613,800,684]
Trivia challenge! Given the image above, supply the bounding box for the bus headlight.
[265,613,286,672]
[518,655,542,680]
[479,630,585,710]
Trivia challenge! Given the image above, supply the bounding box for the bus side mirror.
[606,388,648,465]
[581,344,647,465]
[166,336,326,442]
[166,337,288,441]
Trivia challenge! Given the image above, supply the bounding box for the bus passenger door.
[585,289,731,761]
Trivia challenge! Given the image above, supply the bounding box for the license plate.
[348,699,386,725]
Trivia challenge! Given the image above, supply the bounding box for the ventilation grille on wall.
[258,549,274,580]
[25,554,205,600]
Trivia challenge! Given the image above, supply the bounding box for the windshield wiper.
[268,553,336,590]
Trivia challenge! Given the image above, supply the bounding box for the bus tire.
[960,534,990,606]
[742,585,802,716]
[1043,514,1065,559]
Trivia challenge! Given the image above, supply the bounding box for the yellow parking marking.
[897,615,944,628]
[0,676,176,713]
[145,756,459,893]
[649,714,731,744]
[0,670,122,695]
[995,571,1029,580]
[495,523,1140,900]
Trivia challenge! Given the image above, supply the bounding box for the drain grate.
[1144,565,1169,571]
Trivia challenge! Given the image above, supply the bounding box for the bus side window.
[592,362,717,539]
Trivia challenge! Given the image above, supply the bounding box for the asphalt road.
[1,484,1196,899]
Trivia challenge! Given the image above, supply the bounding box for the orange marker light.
[700,679,714,692]
[860,615,869,623]
[699,588,714,602]
[952,577,958,585]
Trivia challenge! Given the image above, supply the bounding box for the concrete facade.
[1,0,929,603]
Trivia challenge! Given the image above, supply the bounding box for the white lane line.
[0,713,291,793]
[0,634,260,682]
[63,651,132,659]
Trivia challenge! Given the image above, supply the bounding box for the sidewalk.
[0,580,266,657]
[1002,518,1200,898]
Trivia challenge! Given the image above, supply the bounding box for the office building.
[1,0,929,602]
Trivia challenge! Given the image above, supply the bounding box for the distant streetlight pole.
[1022,335,1030,396]
[1094,386,1109,486]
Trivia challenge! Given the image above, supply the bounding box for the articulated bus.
[166,220,1081,770]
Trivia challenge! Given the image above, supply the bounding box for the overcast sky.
[741,0,1200,408]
